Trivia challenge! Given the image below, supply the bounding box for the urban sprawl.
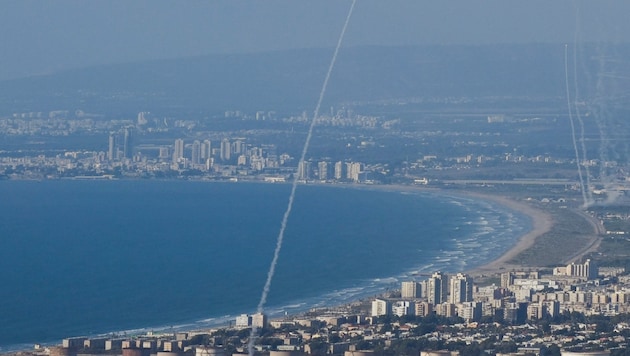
[37,260,630,356]
[4,107,630,356]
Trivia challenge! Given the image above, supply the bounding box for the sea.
[0,180,530,351]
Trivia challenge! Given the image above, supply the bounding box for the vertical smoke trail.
[571,4,593,205]
[248,1,357,354]
[565,44,588,207]
[590,44,621,205]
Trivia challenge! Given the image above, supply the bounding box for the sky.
[1,0,629,80]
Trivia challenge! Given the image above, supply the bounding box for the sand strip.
[332,184,554,276]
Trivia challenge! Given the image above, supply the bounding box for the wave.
[0,185,533,352]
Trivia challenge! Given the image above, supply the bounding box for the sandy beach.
[332,183,557,276]
[462,193,554,276]
[354,183,607,279]
[0,182,593,354]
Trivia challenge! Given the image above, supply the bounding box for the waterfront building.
[123,127,133,159]
[191,140,201,165]
[427,272,448,304]
[232,140,245,155]
[63,337,87,348]
[108,132,116,161]
[371,298,391,317]
[173,139,184,163]
[201,140,212,159]
[252,312,267,328]
[334,161,345,180]
[346,162,362,182]
[220,138,231,161]
[449,273,473,304]
[401,281,422,299]
[318,161,329,180]
[235,314,252,328]
[298,161,311,180]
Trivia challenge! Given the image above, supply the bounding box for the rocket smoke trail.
[565,44,588,207]
[571,4,593,205]
[248,1,357,354]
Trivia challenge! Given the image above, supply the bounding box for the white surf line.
[247,1,357,355]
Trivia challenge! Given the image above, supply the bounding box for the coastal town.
[4,105,630,356]
[2,13,630,353]
[22,259,630,356]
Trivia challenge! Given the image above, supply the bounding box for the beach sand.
[462,193,553,276]
[336,184,557,276]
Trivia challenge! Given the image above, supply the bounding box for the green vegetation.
[509,205,596,267]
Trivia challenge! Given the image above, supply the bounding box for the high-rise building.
[107,133,116,161]
[427,272,448,305]
[123,127,133,159]
[401,281,422,299]
[298,161,311,180]
[334,161,345,180]
[201,140,212,160]
[501,272,515,288]
[318,161,329,180]
[173,139,184,163]
[459,302,482,321]
[346,162,362,181]
[232,140,244,155]
[235,314,252,328]
[251,313,267,328]
[449,273,473,304]
[220,138,231,161]
[191,140,201,165]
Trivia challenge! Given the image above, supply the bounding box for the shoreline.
[324,183,555,276]
[0,182,573,354]
[457,191,554,275]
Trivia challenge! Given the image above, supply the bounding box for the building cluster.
[0,129,375,182]
[371,272,477,320]
[46,335,232,356]
[1,107,612,185]
[23,262,630,356]
[368,261,630,325]
[109,136,369,182]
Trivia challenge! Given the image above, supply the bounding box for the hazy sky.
[1,0,629,80]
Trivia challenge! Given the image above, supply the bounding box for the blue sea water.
[0,180,529,351]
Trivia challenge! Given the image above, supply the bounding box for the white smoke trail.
[590,45,623,206]
[571,4,593,205]
[247,1,357,354]
[565,44,588,207]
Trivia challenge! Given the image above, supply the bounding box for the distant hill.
[0,44,621,116]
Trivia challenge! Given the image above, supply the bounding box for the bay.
[0,180,529,350]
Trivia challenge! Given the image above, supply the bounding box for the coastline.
[325,183,555,276]
[0,181,582,354]
[461,192,553,276]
